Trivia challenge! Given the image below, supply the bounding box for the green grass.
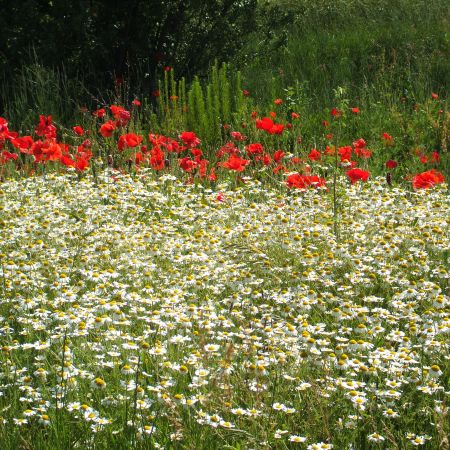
[240,0,450,103]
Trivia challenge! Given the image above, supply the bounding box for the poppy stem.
[333,140,340,241]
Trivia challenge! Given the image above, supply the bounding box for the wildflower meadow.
[0,1,449,449]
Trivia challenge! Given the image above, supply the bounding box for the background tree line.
[0,0,257,89]
[0,0,448,126]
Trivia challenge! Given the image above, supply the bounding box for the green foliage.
[0,61,85,134]
[0,0,257,91]
[0,0,448,174]
[239,0,450,105]
[147,62,253,148]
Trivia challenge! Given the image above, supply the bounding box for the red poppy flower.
[60,154,75,167]
[100,121,116,138]
[149,135,181,153]
[149,146,165,170]
[353,138,366,149]
[216,142,239,158]
[134,152,144,165]
[412,169,444,189]
[286,173,326,189]
[431,92,439,100]
[191,148,202,158]
[110,105,131,126]
[221,154,250,172]
[231,131,246,141]
[208,168,217,181]
[351,107,360,114]
[198,159,209,178]
[35,115,56,139]
[179,131,200,148]
[346,168,370,184]
[81,139,91,148]
[338,146,352,162]
[118,133,143,151]
[308,148,321,161]
[291,112,300,119]
[385,160,398,169]
[381,133,394,145]
[274,98,283,105]
[38,140,63,162]
[92,108,106,118]
[246,143,264,155]
[256,117,274,132]
[0,117,8,131]
[179,157,197,173]
[75,146,92,161]
[73,126,84,136]
[132,99,141,107]
[431,151,440,163]
[273,150,285,162]
[110,105,124,118]
[0,150,18,164]
[0,126,18,144]
[256,116,285,134]
[354,148,372,159]
[286,173,306,188]
[242,90,250,97]
[330,107,342,117]
[269,124,285,135]
[75,156,89,172]
[273,164,287,174]
[11,136,34,153]
[262,154,272,166]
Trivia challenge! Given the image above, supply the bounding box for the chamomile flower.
[38,414,51,426]
[368,433,385,442]
[307,443,333,450]
[91,377,106,389]
[289,435,307,443]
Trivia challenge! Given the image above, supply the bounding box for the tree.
[0,0,257,90]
